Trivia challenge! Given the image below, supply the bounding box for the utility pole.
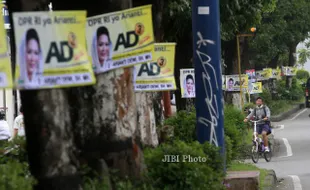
[192,0,225,169]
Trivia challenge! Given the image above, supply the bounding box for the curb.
[270,103,305,122]
[262,170,277,190]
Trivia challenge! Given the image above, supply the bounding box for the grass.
[228,161,268,190]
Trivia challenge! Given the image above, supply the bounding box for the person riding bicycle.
[244,97,271,152]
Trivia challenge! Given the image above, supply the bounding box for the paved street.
[253,108,310,190]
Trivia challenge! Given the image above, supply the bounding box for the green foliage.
[144,140,225,190]
[164,110,196,143]
[296,69,310,80]
[0,160,36,190]
[275,78,303,101]
[224,135,233,166]
[223,105,247,160]
[249,0,310,67]
[220,0,277,41]
[297,49,310,67]
[0,137,36,190]
[162,0,191,42]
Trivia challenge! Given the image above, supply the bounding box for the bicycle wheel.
[251,143,259,163]
[264,145,272,162]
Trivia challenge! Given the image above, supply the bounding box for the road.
[254,108,310,190]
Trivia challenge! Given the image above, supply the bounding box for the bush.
[144,140,225,190]
[164,110,196,143]
[0,137,36,190]
[223,105,247,160]
[296,69,310,80]
[276,78,303,101]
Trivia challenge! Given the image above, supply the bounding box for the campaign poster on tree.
[13,11,96,89]
[249,82,263,94]
[0,3,12,88]
[225,74,248,92]
[180,68,195,98]
[134,43,176,92]
[86,5,155,74]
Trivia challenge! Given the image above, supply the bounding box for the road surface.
[254,108,310,190]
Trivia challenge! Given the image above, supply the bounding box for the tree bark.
[286,43,297,88]
[9,0,152,189]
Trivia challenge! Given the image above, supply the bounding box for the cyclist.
[244,97,271,152]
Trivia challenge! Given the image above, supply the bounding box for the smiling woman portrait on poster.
[91,26,113,73]
[19,28,43,88]
[183,74,195,98]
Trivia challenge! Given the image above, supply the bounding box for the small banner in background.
[263,68,273,79]
[134,43,176,92]
[245,69,256,83]
[282,66,297,76]
[13,11,96,89]
[180,68,195,98]
[272,68,281,79]
[86,5,155,74]
[225,74,248,92]
[255,70,268,81]
[0,3,12,88]
[249,82,263,94]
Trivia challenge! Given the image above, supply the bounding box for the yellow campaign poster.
[263,68,272,79]
[249,82,262,94]
[86,5,155,74]
[272,68,281,79]
[134,43,176,91]
[225,74,248,92]
[13,11,95,89]
[0,3,13,88]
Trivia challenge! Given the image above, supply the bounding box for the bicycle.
[250,119,272,163]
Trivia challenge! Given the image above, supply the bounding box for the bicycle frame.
[250,120,263,152]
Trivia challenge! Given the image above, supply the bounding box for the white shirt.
[0,120,11,140]
[13,115,25,137]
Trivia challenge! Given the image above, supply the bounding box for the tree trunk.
[174,37,194,111]
[132,0,164,145]
[241,37,251,71]
[9,0,153,189]
[268,54,279,68]
[286,43,297,88]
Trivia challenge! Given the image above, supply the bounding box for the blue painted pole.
[192,0,225,168]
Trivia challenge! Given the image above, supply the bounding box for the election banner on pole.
[180,68,195,98]
[86,5,155,74]
[134,43,176,92]
[0,4,12,88]
[13,11,96,89]
[249,82,262,94]
[225,74,248,92]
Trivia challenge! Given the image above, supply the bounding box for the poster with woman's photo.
[86,5,155,74]
[225,75,248,92]
[0,6,12,88]
[180,69,195,98]
[13,11,95,89]
[134,43,176,91]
